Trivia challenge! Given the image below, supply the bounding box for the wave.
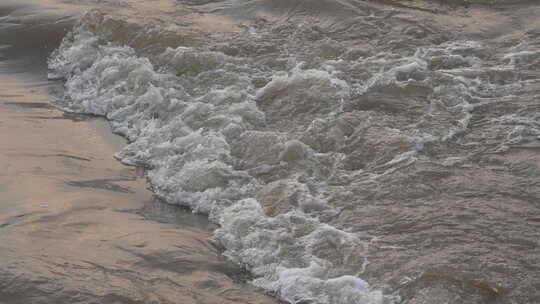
[48,23,392,304]
[48,5,539,303]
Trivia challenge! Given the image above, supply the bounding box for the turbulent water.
[25,0,540,303]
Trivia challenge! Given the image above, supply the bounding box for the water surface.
[2,0,540,303]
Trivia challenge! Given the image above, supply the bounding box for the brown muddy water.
[1,0,540,304]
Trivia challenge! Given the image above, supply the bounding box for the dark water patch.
[22,112,97,122]
[51,153,92,161]
[6,153,92,162]
[0,7,26,25]
[22,206,108,226]
[195,279,222,289]
[0,101,53,109]
[119,196,215,231]
[123,247,209,274]
[0,212,41,229]
[62,221,95,229]
[0,2,76,80]
[118,245,252,283]
[65,178,136,193]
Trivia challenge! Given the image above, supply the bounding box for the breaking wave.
[48,3,539,303]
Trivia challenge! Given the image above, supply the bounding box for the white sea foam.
[49,27,393,304]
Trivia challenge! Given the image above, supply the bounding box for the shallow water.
[2,0,540,303]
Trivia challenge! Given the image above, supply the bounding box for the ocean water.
[4,0,540,303]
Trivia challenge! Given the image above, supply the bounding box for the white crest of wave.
[49,27,393,304]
